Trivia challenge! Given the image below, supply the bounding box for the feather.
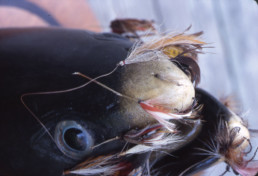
[196,112,257,176]
[138,98,201,132]
[64,155,124,176]
[128,32,205,58]
[119,30,206,66]
[110,19,156,35]
[233,160,258,176]
[123,124,181,155]
[173,56,201,85]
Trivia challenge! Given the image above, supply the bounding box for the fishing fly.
[18,22,257,176]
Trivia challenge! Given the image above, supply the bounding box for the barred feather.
[125,31,205,62]
[123,124,181,155]
[64,155,123,176]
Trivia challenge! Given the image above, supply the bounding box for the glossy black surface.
[0,28,133,176]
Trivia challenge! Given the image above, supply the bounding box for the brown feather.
[173,56,201,86]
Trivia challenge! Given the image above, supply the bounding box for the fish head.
[0,28,202,176]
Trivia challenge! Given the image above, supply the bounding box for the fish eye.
[54,120,93,159]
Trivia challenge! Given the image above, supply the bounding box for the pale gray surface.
[88,0,258,175]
